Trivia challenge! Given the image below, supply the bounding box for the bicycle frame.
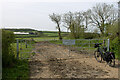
[94,43,115,67]
[96,45,106,61]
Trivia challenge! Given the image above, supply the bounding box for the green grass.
[33,37,59,42]
[19,43,35,59]
[43,32,68,37]
[44,33,58,36]
[16,37,59,42]
[2,40,35,80]
[15,34,39,38]
[2,60,29,80]
[16,36,69,42]
[50,40,62,44]
[115,53,120,60]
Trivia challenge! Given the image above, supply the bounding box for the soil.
[29,41,119,79]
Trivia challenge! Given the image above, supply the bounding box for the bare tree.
[49,13,62,40]
[63,11,74,32]
[89,3,117,36]
[74,12,84,26]
[74,12,85,38]
[83,9,91,29]
[63,11,85,38]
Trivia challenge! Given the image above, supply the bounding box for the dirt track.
[29,41,119,79]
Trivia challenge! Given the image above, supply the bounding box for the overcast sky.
[0,0,119,32]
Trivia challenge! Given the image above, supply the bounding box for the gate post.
[25,40,27,48]
[89,39,90,48]
[17,39,19,59]
[107,39,110,51]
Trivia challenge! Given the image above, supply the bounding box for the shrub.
[84,33,100,39]
[110,37,120,59]
[106,22,118,40]
[2,30,16,67]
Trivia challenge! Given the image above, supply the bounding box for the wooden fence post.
[89,39,90,48]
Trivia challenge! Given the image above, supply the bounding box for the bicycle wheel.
[94,51,102,62]
[108,55,115,67]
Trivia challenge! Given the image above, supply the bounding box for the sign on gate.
[63,39,75,45]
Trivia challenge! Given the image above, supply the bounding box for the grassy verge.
[2,60,29,80]
[115,53,120,60]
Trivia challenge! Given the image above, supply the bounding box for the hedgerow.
[2,29,17,67]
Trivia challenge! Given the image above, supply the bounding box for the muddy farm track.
[29,41,119,79]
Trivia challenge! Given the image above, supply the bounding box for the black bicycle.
[94,43,115,67]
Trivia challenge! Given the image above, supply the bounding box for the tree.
[63,11,85,39]
[63,11,74,33]
[89,3,117,36]
[83,9,91,29]
[49,13,62,40]
[73,12,85,38]
[107,21,118,39]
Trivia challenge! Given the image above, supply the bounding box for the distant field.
[14,30,69,42]
[15,31,69,39]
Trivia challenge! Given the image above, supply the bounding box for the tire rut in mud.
[47,57,108,78]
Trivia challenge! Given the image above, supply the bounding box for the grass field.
[15,31,69,38]
[14,30,69,43]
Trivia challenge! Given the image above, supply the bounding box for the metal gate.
[63,39,110,54]
[16,39,35,59]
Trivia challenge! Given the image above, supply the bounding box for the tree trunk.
[57,24,62,40]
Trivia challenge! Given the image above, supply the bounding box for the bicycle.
[94,43,115,67]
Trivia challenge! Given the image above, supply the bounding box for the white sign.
[63,40,75,45]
